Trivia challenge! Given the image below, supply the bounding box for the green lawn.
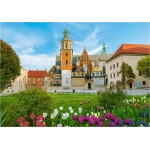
[0,93,100,112]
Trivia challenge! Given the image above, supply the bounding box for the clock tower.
[61,26,73,88]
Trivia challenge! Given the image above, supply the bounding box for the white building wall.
[107,55,150,88]
[3,68,28,94]
[93,78,104,85]
[61,70,72,87]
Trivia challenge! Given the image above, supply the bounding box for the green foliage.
[6,88,52,126]
[0,39,21,92]
[136,55,150,78]
[119,62,135,89]
[0,107,7,127]
[98,89,127,111]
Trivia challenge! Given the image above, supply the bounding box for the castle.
[47,27,113,89]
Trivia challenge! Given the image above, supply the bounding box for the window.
[83,64,87,73]
[66,60,68,64]
[117,63,119,67]
[73,73,75,76]
[96,72,99,76]
[139,71,141,76]
[40,82,42,85]
[66,43,67,48]
[82,73,84,76]
[110,66,112,70]
[113,64,115,69]
[143,81,146,85]
[66,78,68,84]
[117,72,119,77]
[110,74,112,78]
[93,73,94,76]
[38,78,40,81]
[114,73,115,78]
[66,52,68,56]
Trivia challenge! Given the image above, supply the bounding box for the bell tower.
[61,26,73,88]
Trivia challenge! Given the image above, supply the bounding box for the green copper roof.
[62,26,71,41]
[101,40,108,54]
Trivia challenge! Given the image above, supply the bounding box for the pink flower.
[37,115,44,122]
[145,103,148,107]
[23,121,29,127]
[72,115,77,120]
[30,113,35,119]
[87,100,90,103]
[79,102,82,105]
[38,122,46,127]
[18,117,24,125]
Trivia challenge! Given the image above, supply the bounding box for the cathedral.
[48,27,113,89]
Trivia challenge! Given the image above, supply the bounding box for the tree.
[119,62,135,89]
[0,39,21,92]
[136,55,150,78]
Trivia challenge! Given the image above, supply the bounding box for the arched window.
[66,60,68,64]
[66,78,68,84]
[66,43,67,48]
[66,52,68,56]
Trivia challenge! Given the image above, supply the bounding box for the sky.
[1,22,150,71]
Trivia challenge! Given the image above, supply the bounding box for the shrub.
[98,89,127,111]
[6,88,52,126]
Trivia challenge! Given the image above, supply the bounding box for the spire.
[84,46,86,50]
[101,40,108,54]
[62,26,71,41]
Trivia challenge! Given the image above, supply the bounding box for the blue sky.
[1,22,150,71]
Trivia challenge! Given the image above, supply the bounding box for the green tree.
[136,55,150,78]
[0,39,21,92]
[119,62,135,89]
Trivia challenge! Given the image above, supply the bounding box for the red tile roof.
[107,44,150,62]
[28,70,46,78]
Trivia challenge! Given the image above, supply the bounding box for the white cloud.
[20,54,55,70]
[2,28,46,55]
[88,45,103,55]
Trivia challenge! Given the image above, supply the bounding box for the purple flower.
[85,116,89,121]
[99,116,104,122]
[98,121,103,127]
[145,103,149,107]
[104,112,110,119]
[124,118,130,125]
[72,115,77,120]
[109,114,115,121]
[78,116,85,124]
[114,117,121,125]
[57,123,62,127]
[89,117,95,126]
[109,122,116,127]
[142,111,148,118]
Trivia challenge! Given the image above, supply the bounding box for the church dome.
[92,66,102,72]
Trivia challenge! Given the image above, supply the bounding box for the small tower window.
[66,52,68,56]
[66,43,67,48]
[66,60,68,64]
[70,44,71,49]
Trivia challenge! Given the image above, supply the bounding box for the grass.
[0,93,100,112]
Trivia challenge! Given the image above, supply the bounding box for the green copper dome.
[62,26,71,41]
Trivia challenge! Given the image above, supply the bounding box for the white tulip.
[60,106,63,110]
[43,112,48,118]
[70,109,74,113]
[74,112,78,116]
[66,113,69,118]
[91,112,94,115]
[78,107,82,113]
[68,107,72,111]
[87,113,89,116]
[50,113,55,119]
[62,113,67,120]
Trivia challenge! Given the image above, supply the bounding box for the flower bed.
[17,96,150,127]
